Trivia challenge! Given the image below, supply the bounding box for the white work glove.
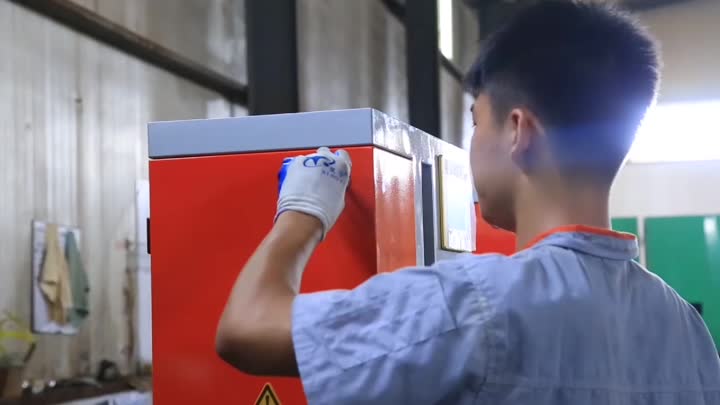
[275,147,352,239]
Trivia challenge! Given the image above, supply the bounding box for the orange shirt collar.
[525,224,636,250]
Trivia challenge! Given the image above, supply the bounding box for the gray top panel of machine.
[148,109,374,158]
[147,108,466,161]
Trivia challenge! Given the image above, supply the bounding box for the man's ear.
[509,107,545,171]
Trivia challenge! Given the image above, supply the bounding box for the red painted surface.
[374,149,417,273]
[150,146,417,404]
[474,203,517,256]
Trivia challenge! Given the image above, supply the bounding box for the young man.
[216,1,720,403]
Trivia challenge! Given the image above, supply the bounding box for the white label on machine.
[437,155,475,253]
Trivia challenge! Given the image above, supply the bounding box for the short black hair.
[465,0,660,176]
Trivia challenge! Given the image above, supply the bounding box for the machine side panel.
[371,109,476,262]
[374,148,418,272]
[149,147,376,404]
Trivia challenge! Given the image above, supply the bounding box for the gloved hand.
[275,147,352,239]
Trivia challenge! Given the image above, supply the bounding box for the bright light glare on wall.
[438,0,454,59]
[628,100,720,163]
[704,217,718,246]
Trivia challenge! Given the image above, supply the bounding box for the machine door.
[149,146,416,404]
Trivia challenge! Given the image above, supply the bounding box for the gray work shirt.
[292,227,720,404]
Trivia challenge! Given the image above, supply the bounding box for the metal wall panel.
[638,0,720,102]
[67,0,247,82]
[297,0,409,121]
[440,68,475,149]
[0,1,237,379]
[454,0,480,72]
[296,0,476,148]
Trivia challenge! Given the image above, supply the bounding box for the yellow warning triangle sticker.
[255,383,282,405]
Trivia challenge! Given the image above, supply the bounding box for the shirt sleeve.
[291,260,496,404]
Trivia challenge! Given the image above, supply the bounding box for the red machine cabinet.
[150,147,416,404]
[148,109,515,404]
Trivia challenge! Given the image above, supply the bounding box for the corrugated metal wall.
[68,0,247,82]
[0,0,241,379]
[297,0,409,120]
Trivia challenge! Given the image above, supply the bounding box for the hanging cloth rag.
[39,224,73,325]
[65,231,90,327]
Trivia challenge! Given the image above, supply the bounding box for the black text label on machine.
[255,383,281,405]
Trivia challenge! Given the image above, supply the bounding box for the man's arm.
[214,147,492,402]
[215,147,351,376]
[215,212,321,376]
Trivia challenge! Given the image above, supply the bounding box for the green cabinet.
[612,217,639,237]
[645,216,720,348]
